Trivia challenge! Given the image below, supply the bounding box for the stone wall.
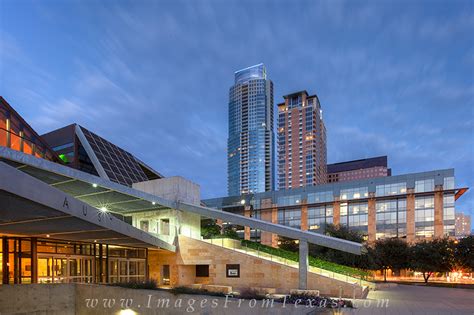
[148,236,364,298]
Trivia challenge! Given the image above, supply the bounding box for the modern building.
[455,212,472,237]
[0,97,366,298]
[42,124,163,187]
[204,170,468,244]
[277,91,327,190]
[327,156,391,183]
[227,63,274,196]
[0,97,59,163]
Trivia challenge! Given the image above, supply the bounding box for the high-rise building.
[277,91,327,190]
[227,64,274,196]
[327,156,391,183]
[455,212,471,237]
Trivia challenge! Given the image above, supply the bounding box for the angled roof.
[42,123,163,187]
[0,160,174,251]
[0,147,364,255]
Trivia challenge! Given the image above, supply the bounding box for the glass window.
[307,191,333,203]
[308,205,333,232]
[415,179,434,193]
[415,196,435,238]
[340,187,368,200]
[277,195,302,206]
[375,182,407,197]
[443,177,455,190]
[278,209,301,228]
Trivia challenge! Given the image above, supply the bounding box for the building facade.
[0,97,59,162]
[227,63,274,196]
[277,91,327,190]
[204,169,468,245]
[455,213,471,237]
[327,156,391,183]
[42,124,163,187]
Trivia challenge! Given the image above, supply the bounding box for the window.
[307,191,333,203]
[277,195,301,206]
[443,193,455,236]
[278,209,301,228]
[415,196,435,238]
[308,205,333,232]
[196,265,209,277]
[340,187,368,200]
[375,199,406,239]
[160,219,170,235]
[444,177,455,190]
[347,203,368,228]
[375,182,407,197]
[415,179,434,193]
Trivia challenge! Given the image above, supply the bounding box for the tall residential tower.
[228,64,274,196]
[277,91,327,190]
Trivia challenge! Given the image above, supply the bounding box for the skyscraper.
[228,64,274,196]
[277,91,327,189]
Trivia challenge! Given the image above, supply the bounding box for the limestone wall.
[148,236,364,298]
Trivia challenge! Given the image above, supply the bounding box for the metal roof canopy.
[0,161,175,251]
[0,147,364,255]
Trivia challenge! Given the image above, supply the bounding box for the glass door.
[54,258,68,283]
[37,256,53,283]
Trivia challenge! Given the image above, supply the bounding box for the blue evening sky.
[1,1,473,217]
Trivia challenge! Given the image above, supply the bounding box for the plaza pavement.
[337,284,474,315]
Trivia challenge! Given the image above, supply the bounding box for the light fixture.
[94,240,97,243]
[92,183,98,188]
[100,207,108,212]
[240,199,246,205]
[152,202,156,205]
[46,234,50,238]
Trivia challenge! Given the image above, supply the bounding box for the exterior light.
[152,202,156,205]
[240,199,246,205]
[92,183,98,188]
[46,234,50,238]
[100,207,108,212]
[94,240,97,243]
[118,309,137,315]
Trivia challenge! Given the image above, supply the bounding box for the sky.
[0,0,473,216]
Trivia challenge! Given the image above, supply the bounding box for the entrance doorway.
[37,255,94,283]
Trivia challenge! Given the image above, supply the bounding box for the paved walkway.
[338,284,474,315]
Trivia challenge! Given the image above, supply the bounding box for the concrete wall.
[0,283,76,315]
[0,283,315,315]
[131,177,202,242]
[149,236,364,298]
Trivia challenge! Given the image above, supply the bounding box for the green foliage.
[242,240,371,279]
[371,238,410,281]
[170,286,226,297]
[222,224,240,239]
[201,219,221,238]
[456,236,474,271]
[410,237,456,283]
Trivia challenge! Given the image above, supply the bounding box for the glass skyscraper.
[228,64,274,196]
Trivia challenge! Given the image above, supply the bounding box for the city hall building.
[0,97,370,298]
[204,170,468,244]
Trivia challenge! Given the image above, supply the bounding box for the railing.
[203,237,375,289]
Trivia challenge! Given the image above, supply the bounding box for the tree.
[371,238,410,282]
[200,219,221,238]
[410,238,456,283]
[456,236,474,271]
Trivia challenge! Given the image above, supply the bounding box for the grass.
[241,240,372,281]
